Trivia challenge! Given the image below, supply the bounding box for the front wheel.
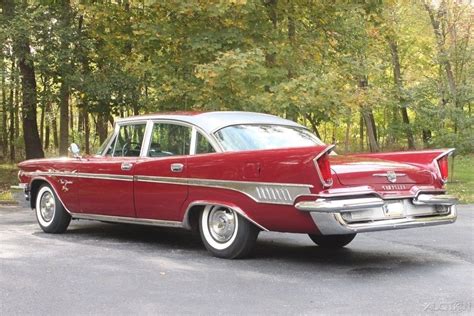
[308,233,356,248]
[199,205,259,259]
[35,184,71,233]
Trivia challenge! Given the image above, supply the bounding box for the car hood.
[329,155,434,185]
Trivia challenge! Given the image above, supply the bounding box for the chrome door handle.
[170,163,184,173]
[121,162,134,171]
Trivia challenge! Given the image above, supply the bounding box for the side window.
[108,124,146,157]
[148,123,191,157]
[195,132,216,154]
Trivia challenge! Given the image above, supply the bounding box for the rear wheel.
[199,205,259,259]
[308,233,356,248]
[35,184,71,233]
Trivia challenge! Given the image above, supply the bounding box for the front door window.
[107,124,146,157]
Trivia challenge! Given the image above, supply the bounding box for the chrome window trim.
[115,111,303,135]
[140,120,154,157]
[190,127,198,155]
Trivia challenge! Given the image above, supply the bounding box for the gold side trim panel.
[135,175,312,205]
[23,170,313,205]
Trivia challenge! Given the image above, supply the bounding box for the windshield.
[214,124,324,151]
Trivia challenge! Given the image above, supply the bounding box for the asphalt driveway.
[1,204,472,315]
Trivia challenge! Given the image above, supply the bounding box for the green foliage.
[0,0,472,158]
[447,155,474,204]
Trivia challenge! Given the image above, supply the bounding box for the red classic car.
[18,111,457,258]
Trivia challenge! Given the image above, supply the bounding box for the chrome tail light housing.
[314,145,335,188]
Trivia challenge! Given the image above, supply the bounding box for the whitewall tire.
[199,205,259,259]
[35,184,71,233]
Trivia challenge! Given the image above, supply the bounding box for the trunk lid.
[329,155,433,185]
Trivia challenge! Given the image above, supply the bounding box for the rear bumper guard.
[296,193,458,235]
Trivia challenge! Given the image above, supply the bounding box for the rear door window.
[148,123,192,157]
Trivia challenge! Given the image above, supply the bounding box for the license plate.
[383,201,405,218]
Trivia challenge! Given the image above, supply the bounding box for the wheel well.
[29,180,49,209]
[183,203,267,232]
[184,204,205,232]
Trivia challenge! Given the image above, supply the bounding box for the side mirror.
[69,143,81,158]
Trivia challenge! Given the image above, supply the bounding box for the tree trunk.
[52,117,59,149]
[40,103,45,145]
[424,2,457,104]
[14,65,19,139]
[359,113,364,151]
[59,83,69,155]
[1,60,7,159]
[44,124,50,150]
[57,0,73,155]
[361,109,379,152]
[388,38,415,149]
[97,111,109,143]
[358,77,379,152]
[3,0,44,159]
[84,109,90,154]
[422,129,432,148]
[344,111,351,153]
[9,58,15,161]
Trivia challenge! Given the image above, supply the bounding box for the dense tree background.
[0,0,472,160]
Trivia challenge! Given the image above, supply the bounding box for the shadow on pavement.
[30,220,450,273]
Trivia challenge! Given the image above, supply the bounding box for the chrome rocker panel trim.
[71,213,183,228]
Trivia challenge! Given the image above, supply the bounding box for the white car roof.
[115,111,302,134]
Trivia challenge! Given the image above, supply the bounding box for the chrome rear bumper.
[296,193,458,235]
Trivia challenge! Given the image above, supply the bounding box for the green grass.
[0,163,18,203]
[447,155,474,204]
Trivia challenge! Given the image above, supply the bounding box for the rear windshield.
[214,124,324,151]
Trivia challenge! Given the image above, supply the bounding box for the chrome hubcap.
[39,192,55,222]
[208,207,236,243]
